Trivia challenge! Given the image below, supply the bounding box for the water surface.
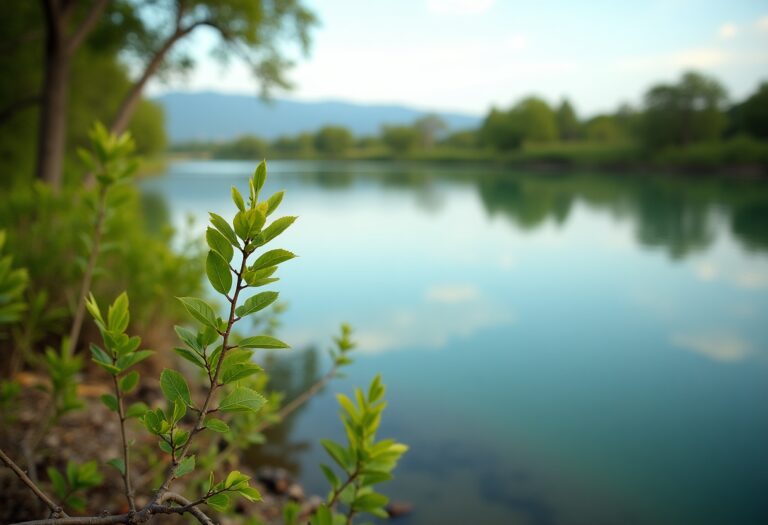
[142,161,768,525]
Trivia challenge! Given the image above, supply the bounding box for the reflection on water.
[142,161,768,525]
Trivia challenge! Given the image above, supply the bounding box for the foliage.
[314,126,355,156]
[641,71,728,149]
[0,230,28,326]
[381,125,420,154]
[556,99,581,140]
[313,375,408,524]
[730,82,768,140]
[0,137,406,525]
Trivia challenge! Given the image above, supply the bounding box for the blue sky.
[149,0,768,117]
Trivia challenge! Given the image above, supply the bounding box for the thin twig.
[0,447,68,518]
[159,492,215,525]
[111,375,136,511]
[10,500,215,525]
[68,185,108,354]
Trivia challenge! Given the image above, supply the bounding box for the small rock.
[287,483,305,501]
[386,501,413,518]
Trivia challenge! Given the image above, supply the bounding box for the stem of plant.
[111,375,136,512]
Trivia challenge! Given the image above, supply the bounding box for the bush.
[0,127,406,525]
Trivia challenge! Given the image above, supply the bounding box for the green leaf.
[174,325,203,353]
[258,216,297,246]
[253,161,267,193]
[320,439,351,471]
[119,371,139,393]
[352,493,389,512]
[173,347,207,369]
[250,249,296,271]
[126,402,148,419]
[320,464,340,489]
[177,297,219,330]
[115,350,154,371]
[206,250,232,295]
[231,186,246,212]
[207,492,230,511]
[100,394,118,412]
[175,455,195,478]
[265,190,284,216]
[107,292,129,333]
[206,228,234,263]
[205,418,230,433]
[310,505,333,525]
[237,335,290,349]
[225,470,250,489]
[171,399,187,424]
[107,458,125,475]
[234,291,278,318]
[47,468,67,499]
[218,387,266,413]
[221,363,262,384]
[209,212,238,246]
[238,485,262,502]
[160,369,191,406]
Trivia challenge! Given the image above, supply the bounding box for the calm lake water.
[142,160,768,525]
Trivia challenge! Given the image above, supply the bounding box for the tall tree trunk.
[35,11,69,188]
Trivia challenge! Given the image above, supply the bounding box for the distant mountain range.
[155,92,482,143]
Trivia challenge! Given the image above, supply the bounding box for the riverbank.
[167,138,768,179]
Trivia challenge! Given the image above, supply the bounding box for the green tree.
[641,71,728,149]
[214,135,269,159]
[314,126,354,157]
[9,0,316,188]
[556,99,581,140]
[480,97,558,150]
[381,125,420,154]
[414,113,447,149]
[480,107,523,151]
[585,115,623,142]
[730,82,768,139]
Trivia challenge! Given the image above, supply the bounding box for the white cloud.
[757,15,768,32]
[671,332,751,363]
[691,258,768,291]
[425,284,480,304]
[617,47,728,72]
[717,23,738,40]
[426,0,496,16]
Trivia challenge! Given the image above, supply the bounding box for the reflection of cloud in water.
[671,332,752,363]
[692,256,768,290]
[357,286,514,353]
[425,283,480,303]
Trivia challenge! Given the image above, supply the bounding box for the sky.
[149,0,768,117]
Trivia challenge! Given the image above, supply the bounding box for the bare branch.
[158,492,215,525]
[11,500,216,525]
[0,448,68,518]
[66,0,110,55]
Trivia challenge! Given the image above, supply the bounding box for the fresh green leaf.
[175,455,195,478]
[160,369,191,406]
[221,363,262,384]
[209,212,238,246]
[115,350,153,371]
[206,228,234,263]
[205,418,230,433]
[126,402,148,419]
[206,250,232,295]
[100,394,118,412]
[119,371,139,393]
[218,387,266,413]
[107,458,126,475]
[234,291,278,318]
[107,292,129,333]
[265,191,284,216]
[238,335,289,349]
[320,464,340,489]
[250,249,296,271]
[320,439,351,471]
[173,347,207,369]
[177,297,219,330]
[231,186,246,212]
[207,492,230,511]
[238,485,262,502]
[258,216,297,246]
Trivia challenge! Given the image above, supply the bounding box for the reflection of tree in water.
[246,347,324,476]
[631,185,713,258]
[731,202,768,252]
[476,175,572,230]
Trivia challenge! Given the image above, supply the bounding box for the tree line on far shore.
[174,71,768,167]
